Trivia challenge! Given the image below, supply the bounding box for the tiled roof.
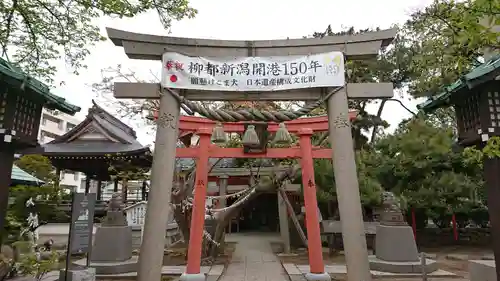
[40,100,150,156]
[11,165,44,185]
[0,58,80,115]
[418,55,500,112]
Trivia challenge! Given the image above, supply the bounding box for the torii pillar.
[107,27,397,281]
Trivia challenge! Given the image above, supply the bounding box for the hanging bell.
[146,110,158,121]
[211,122,227,144]
[273,123,292,145]
[242,125,260,146]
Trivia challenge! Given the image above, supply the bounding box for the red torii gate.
[175,115,357,159]
[170,113,357,275]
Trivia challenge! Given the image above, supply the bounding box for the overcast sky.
[49,0,433,145]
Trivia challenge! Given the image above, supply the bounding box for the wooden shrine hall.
[26,100,152,202]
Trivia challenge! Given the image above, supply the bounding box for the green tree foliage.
[312,25,415,146]
[370,117,484,226]
[3,185,69,242]
[404,0,499,97]
[306,25,415,210]
[88,0,497,229]
[14,155,56,184]
[310,0,497,224]
[10,185,68,223]
[313,151,383,208]
[15,250,59,281]
[4,155,69,240]
[386,0,499,226]
[0,0,197,83]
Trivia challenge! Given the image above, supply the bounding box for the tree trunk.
[207,188,259,258]
[172,198,191,242]
[278,188,308,247]
[370,99,388,143]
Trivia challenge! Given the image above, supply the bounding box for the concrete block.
[289,275,307,281]
[283,264,307,281]
[447,254,469,261]
[375,224,419,262]
[207,265,224,276]
[91,226,132,262]
[470,260,496,281]
[304,272,331,281]
[59,268,95,281]
[283,264,302,275]
[73,257,137,275]
[206,265,224,281]
[368,256,438,274]
[179,273,205,281]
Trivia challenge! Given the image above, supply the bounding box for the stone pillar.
[327,87,372,281]
[298,128,328,280]
[137,90,180,281]
[278,181,291,254]
[181,128,211,281]
[218,175,228,208]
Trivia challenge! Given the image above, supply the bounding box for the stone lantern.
[418,56,500,281]
[0,58,80,240]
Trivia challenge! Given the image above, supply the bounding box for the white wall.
[38,108,84,191]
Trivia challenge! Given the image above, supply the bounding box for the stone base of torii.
[106,27,397,281]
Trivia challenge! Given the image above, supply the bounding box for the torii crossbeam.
[108,27,396,281]
[175,114,356,159]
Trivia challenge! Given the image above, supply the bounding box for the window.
[74,173,79,181]
[41,113,64,131]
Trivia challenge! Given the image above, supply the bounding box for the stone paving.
[221,233,290,281]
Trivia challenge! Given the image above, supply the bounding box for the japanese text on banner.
[160,52,345,91]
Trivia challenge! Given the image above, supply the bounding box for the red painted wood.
[176,146,332,159]
[411,209,417,240]
[185,129,211,274]
[177,113,357,134]
[298,128,325,273]
[452,213,458,241]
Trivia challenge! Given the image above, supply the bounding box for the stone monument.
[368,191,438,273]
[91,193,132,262]
[101,193,129,226]
[74,193,137,274]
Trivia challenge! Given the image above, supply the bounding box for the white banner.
[160,51,345,91]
